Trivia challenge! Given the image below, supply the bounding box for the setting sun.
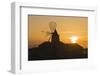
[70,36,78,43]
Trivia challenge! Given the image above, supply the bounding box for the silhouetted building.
[51,29,60,48]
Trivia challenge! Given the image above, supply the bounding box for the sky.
[28,15,88,48]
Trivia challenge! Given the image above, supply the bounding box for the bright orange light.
[70,36,78,43]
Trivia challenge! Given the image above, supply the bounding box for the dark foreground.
[28,42,88,61]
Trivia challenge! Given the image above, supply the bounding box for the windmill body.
[51,29,60,48]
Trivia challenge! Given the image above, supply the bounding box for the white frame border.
[11,2,97,74]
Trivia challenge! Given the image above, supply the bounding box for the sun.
[70,36,78,43]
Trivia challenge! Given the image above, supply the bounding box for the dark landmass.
[28,41,88,61]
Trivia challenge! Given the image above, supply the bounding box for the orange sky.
[28,15,88,48]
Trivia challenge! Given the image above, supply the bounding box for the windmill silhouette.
[42,21,60,45]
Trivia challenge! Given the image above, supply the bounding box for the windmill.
[41,21,57,42]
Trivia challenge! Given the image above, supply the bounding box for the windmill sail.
[49,21,57,33]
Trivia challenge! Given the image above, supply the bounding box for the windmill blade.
[48,35,52,42]
[41,31,52,42]
[49,21,57,32]
[41,31,52,37]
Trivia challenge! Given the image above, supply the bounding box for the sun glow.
[70,36,78,43]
